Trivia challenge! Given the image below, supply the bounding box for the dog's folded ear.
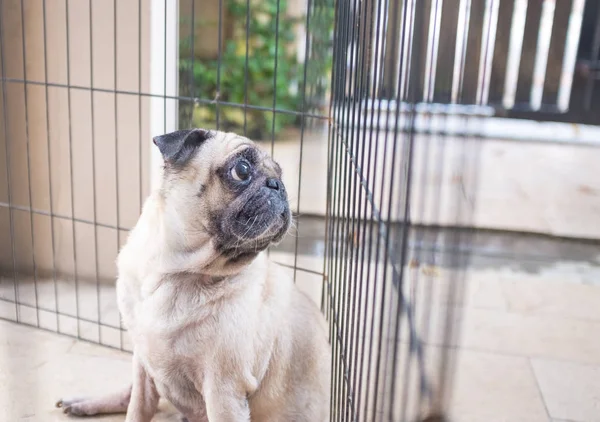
[153,129,213,165]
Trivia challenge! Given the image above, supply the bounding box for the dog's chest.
[128,285,219,398]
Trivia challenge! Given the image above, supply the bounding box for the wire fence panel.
[323,0,482,418]
[322,0,594,420]
[0,0,151,349]
[0,0,334,350]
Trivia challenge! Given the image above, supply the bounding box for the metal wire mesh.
[323,1,481,419]
[324,0,595,421]
[0,0,597,421]
[0,0,331,348]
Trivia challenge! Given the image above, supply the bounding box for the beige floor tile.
[463,270,508,311]
[531,358,600,422]
[0,320,179,421]
[409,300,600,365]
[459,308,600,365]
[501,276,600,321]
[343,343,549,422]
[449,350,549,422]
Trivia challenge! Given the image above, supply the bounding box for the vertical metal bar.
[557,0,585,111]
[138,0,143,211]
[0,0,20,321]
[65,0,82,338]
[376,0,390,98]
[459,1,485,104]
[292,0,313,284]
[20,0,41,327]
[133,0,143,350]
[451,0,471,103]
[486,0,515,105]
[327,33,342,419]
[323,0,337,317]
[243,0,250,136]
[530,0,555,110]
[113,0,121,348]
[322,0,334,319]
[42,0,60,332]
[270,0,281,158]
[189,0,196,127]
[514,1,543,106]
[138,0,144,208]
[476,0,499,106]
[398,0,416,102]
[334,0,359,416]
[584,2,600,111]
[88,0,102,344]
[163,0,167,133]
[266,0,282,262]
[326,3,337,414]
[216,0,223,128]
[502,0,527,109]
[325,1,345,419]
[423,0,443,102]
[338,0,358,415]
[370,0,388,97]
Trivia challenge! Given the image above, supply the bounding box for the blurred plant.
[179,0,335,139]
[179,0,298,139]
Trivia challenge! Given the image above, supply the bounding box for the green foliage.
[179,0,334,139]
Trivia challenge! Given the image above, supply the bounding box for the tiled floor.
[0,320,180,422]
[3,129,599,420]
[453,271,600,422]
[1,259,600,421]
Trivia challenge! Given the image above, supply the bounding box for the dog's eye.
[231,160,252,182]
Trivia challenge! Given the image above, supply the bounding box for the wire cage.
[0,0,598,421]
[329,0,599,420]
[324,0,598,420]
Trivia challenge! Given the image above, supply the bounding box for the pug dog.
[56,129,331,421]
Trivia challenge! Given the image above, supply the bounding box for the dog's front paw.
[55,397,97,416]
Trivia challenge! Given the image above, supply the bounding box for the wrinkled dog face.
[213,145,290,256]
[154,128,291,267]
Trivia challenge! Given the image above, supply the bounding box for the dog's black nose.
[266,178,280,190]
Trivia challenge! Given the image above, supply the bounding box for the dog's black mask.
[213,146,291,260]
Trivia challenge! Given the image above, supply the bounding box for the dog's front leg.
[202,375,250,422]
[125,354,159,422]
